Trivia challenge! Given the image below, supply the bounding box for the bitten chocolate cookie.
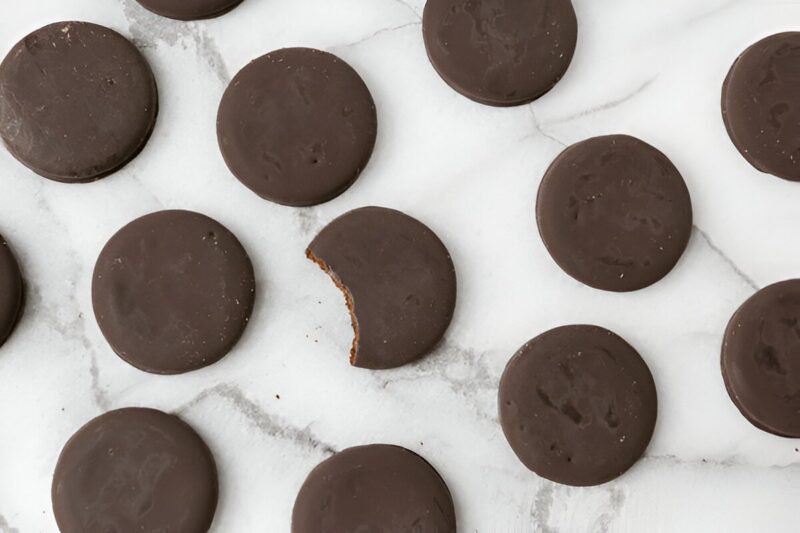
[217,48,377,206]
[52,408,218,532]
[292,444,456,533]
[722,33,800,181]
[0,22,158,182]
[422,0,578,106]
[0,234,23,348]
[536,135,693,292]
[499,325,657,486]
[722,280,800,437]
[307,207,456,370]
[92,210,255,374]
[135,0,243,20]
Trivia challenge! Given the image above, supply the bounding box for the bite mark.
[306,249,360,366]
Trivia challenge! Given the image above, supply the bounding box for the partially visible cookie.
[722,32,800,181]
[0,22,158,182]
[722,279,800,437]
[135,0,244,20]
[0,234,23,348]
[292,444,456,532]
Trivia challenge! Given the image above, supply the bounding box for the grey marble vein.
[128,173,167,209]
[594,487,626,533]
[644,453,800,470]
[27,194,112,411]
[531,482,556,533]
[295,208,324,238]
[0,513,19,533]
[33,283,111,411]
[378,341,501,424]
[120,0,230,84]
[335,21,421,50]
[546,77,657,126]
[692,225,758,291]
[88,349,112,411]
[178,383,337,455]
[526,107,568,147]
[391,0,422,20]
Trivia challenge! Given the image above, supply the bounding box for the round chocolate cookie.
[422,0,578,106]
[217,48,377,206]
[292,444,456,533]
[722,33,800,182]
[499,325,657,486]
[52,408,218,532]
[0,22,158,182]
[536,135,693,292]
[0,234,23,348]
[722,280,800,437]
[135,0,243,20]
[306,207,456,370]
[92,210,255,374]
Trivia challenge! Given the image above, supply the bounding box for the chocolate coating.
[422,0,578,106]
[722,280,800,437]
[536,135,693,292]
[52,408,218,532]
[0,234,23,348]
[217,48,377,206]
[307,207,456,370]
[722,33,800,181]
[292,444,456,533]
[499,325,657,487]
[92,210,255,374]
[0,22,158,182]
[135,0,244,20]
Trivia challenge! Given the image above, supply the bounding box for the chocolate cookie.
[422,0,578,106]
[722,280,800,437]
[499,325,657,486]
[536,135,693,292]
[292,444,456,533]
[52,408,218,532]
[307,207,456,369]
[135,0,244,20]
[0,22,158,182]
[92,210,255,374]
[217,48,377,206]
[722,33,800,181]
[0,234,23,348]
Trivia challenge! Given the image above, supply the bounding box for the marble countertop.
[2,0,800,531]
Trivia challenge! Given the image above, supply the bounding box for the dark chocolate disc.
[536,135,693,292]
[499,325,657,487]
[0,22,158,183]
[135,0,243,20]
[306,207,456,370]
[52,408,218,532]
[422,0,578,106]
[92,210,256,374]
[292,444,456,533]
[0,234,23,348]
[722,33,800,181]
[722,280,800,437]
[217,48,377,206]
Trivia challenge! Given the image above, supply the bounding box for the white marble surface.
[2,0,800,531]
